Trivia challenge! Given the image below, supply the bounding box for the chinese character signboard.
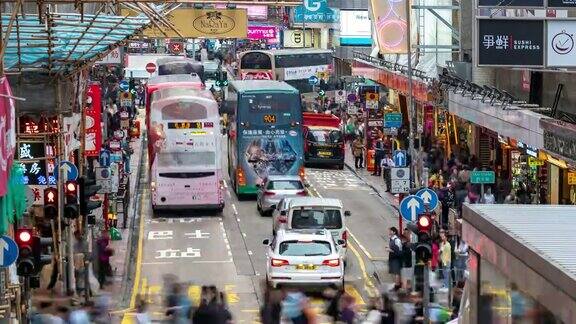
[84,83,102,157]
[478,19,544,67]
[17,142,46,160]
[293,0,339,24]
[18,161,54,186]
[547,20,576,67]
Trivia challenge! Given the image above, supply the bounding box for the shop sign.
[478,19,544,67]
[96,47,122,65]
[283,29,313,48]
[284,65,329,81]
[247,26,277,40]
[18,161,55,186]
[371,0,408,54]
[568,172,576,185]
[546,21,576,67]
[339,10,372,46]
[84,83,102,157]
[383,127,398,136]
[548,0,576,7]
[365,93,379,110]
[478,0,543,6]
[293,0,339,24]
[0,77,16,197]
[528,157,544,167]
[27,185,46,206]
[128,41,150,49]
[214,4,268,20]
[543,130,576,162]
[470,170,495,184]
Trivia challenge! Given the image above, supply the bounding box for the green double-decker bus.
[226,80,305,196]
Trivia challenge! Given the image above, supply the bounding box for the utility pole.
[406,0,417,189]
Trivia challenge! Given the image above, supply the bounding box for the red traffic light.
[44,188,57,205]
[417,214,432,233]
[65,181,77,194]
[16,228,33,245]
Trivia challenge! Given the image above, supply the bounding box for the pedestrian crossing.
[306,169,371,191]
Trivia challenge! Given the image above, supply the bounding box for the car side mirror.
[270,205,277,210]
[262,239,270,245]
[337,239,346,246]
[344,210,351,217]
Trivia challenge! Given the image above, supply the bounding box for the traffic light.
[64,181,79,219]
[318,89,325,97]
[32,235,53,275]
[78,176,102,216]
[16,228,35,276]
[216,72,228,87]
[414,214,432,263]
[43,187,58,219]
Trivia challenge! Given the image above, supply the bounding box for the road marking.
[147,230,173,240]
[127,187,147,310]
[347,230,375,260]
[345,284,366,305]
[232,203,239,215]
[141,261,174,265]
[349,240,377,296]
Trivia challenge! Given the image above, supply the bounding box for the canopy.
[1,12,149,76]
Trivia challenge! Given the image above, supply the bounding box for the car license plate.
[296,264,317,270]
[318,151,333,157]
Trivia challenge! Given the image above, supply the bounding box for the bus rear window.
[307,129,342,143]
[161,102,207,120]
[240,52,272,70]
[291,209,342,229]
[159,171,215,179]
[157,152,215,167]
[275,53,332,68]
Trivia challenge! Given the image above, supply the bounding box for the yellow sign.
[122,8,247,38]
[528,157,544,167]
[568,172,576,185]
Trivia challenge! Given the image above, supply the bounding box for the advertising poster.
[284,65,329,81]
[0,77,15,197]
[84,83,102,157]
[122,8,248,38]
[371,0,408,53]
[215,4,268,20]
[477,19,544,66]
[293,0,339,24]
[339,10,372,46]
[547,20,576,67]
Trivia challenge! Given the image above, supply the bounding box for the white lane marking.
[347,229,380,261]
[248,250,253,255]
[232,204,239,215]
[220,221,233,257]
[147,230,173,240]
[222,180,228,188]
[141,262,174,265]
[236,218,241,222]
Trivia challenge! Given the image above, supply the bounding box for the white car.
[263,229,345,290]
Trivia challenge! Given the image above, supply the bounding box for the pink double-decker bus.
[149,87,224,213]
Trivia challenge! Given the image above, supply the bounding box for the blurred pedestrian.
[362,296,382,323]
[338,293,357,324]
[400,229,413,289]
[372,139,384,177]
[439,230,452,290]
[96,231,113,289]
[482,187,496,204]
[134,296,152,324]
[261,288,283,324]
[68,306,90,324]
[387,227,403,289]
[380,295,396,324]
[281,289,316,324]
[352,137,365,169]
[166,283,192,323]
[381,154,394,192]
[454,237,468,283]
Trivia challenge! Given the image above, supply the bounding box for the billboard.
[215,4,268,20]
[477,19,544,66]
[122,9,248,38]
[248,26,277,40]
[371,0,408,53]
[547,20,576,67]
[283,29,313,48]
[293,0,339,24]
[84,83,102,157]
[339,10,372,46]
[0,77,15,196]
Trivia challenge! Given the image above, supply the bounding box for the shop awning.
[1,12,149,76]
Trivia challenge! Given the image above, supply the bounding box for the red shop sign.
[84,82,102,157]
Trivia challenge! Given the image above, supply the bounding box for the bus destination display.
[263,114,277,124]
[168,122,214,129]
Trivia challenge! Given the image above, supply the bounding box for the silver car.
[263,229,345,290]
[256,175,307,216]
[272,197,294,236]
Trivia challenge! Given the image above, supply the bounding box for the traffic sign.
[145,62,157,74]
[400,195,425,222]
[318,89,325,97]
[96,167,112,193]
[384,113,403,128]
[470,171,495,184]
[365,93,379,109]
[335,90,346,104]
[99,149,111,168]
[347,93,357,103]
[119,80,129,92]
[308,75,319,85]
[391,167,410,194]
[416,188,439,211]
[54,161,78,182]
[169,42,184,54]
[393,150,407,167]
[0,236,19,267]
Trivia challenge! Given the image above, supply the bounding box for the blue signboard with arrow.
[416,188,439,211]
[399,195,425,222]
[0,236,19,267]
[119,80,129,92]
[99,149,111,168]
[393,150,407,167]
[53,160,78,182]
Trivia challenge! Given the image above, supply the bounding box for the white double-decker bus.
[149,87,224,212]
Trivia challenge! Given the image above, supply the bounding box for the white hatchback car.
[263,229,345,290]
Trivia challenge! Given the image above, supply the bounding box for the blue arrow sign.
[393,150,407,167]
[400,195,425,221]
[53,161,78,182]
[99,149,111,168]
[416,188,439,211]
[119,80,129,92]
[0,236,19,267]
[308,75,319,85]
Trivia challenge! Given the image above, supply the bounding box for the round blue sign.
[119,80,129,92]
[0,236,19,267]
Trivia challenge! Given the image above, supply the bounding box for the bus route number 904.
[263,114,276,124]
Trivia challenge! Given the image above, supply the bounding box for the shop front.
[540,118,576,204]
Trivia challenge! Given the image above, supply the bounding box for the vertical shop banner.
[371,0,408,54]
[293,0,339,24]
[547,21,576,67]
[84,83,102,157]
[339,10,372,46]
[248,26,277,40]
[0,77,16,197]
[477,19,544,66]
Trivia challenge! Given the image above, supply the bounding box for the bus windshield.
[244,93,299,112]
[157,152,216,167]
[240,51,272,70]
[161,102,207,120]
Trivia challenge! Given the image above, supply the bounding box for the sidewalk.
[31,117,145,314]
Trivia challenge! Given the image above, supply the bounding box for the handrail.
[352,51,433,83]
